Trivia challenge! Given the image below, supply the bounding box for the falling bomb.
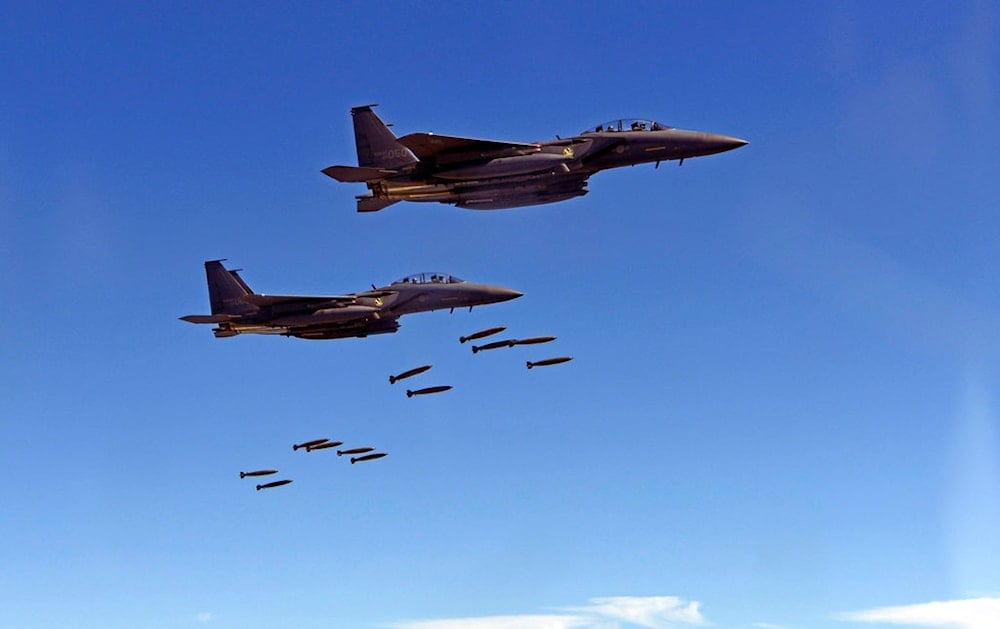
[460,326,506,343]
[406,385,452,397]
[511,336,556,346]
[240,469,277,479]
[351,452,388,464]
[256,479,293,491]
[306,441,344,452]
[526,356,573,369]
[337,447,375,457]
[471,339,515,353]
[389,364,432,384]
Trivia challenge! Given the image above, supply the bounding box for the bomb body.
[460,326,506,343]
[406,385,452,397]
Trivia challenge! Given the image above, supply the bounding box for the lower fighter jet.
[181,261,522,340]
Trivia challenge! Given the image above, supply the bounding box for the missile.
[511,336,556,346]
[351,452,388,464]
[293,438,329,451]
[460,326,506,343]
[337,447,375,457]
[256,479,293,491]
[389,364,432,384]
[471,339,515,353]
[240,469,277,479]
[526,356,573,369]
[406,385,453,398]
[306,440,344,452]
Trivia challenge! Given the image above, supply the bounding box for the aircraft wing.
[356,289,397,299]
[242,294,358,307]
[322,165,399,183]
[396,133,539,161]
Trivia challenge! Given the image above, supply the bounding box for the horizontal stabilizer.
[180,314,242,324]
[357,196,399,213]
[321,165,397,183]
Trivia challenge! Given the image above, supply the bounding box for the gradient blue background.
[2,2,998,628]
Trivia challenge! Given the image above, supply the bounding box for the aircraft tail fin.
[351,105,418,169]
[204,260,257,315]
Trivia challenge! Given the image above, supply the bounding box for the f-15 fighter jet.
[181,260,522,340]
[323,104,747,212]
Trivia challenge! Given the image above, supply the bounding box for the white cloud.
[565,596,707,628]
[195,612,214,623]
[751,623,788,629]
[392,595,708,629]
[391,614,588,629]
[838,597,1000,628]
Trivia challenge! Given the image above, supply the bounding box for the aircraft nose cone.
[496,288,524,302]
[481,286,523,303]
[704,133,748,154]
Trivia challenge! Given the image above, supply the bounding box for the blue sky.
[2,2,998,628]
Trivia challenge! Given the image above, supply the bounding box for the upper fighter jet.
[323,105,747,212]
[180,260,522,340]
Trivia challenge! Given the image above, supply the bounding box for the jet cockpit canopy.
[391,272,465,285]
[585,119,671,134]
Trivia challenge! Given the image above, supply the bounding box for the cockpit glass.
[391,272,464,285]
[584,119,670,134]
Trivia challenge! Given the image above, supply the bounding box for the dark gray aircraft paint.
[323,105,747,212]
[181,261,522,340]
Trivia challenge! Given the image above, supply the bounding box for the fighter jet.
[180,260,522,340]
[323,104,747,212]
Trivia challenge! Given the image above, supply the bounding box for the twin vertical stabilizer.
[204,260,257,316]
[350,105,418,169]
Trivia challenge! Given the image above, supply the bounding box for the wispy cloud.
[390,614,588,629]
[838,596,1000,628]
[391,595,707,629]
[195,612,214,623]
[563,596,707,628]
[751,623,788,629]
